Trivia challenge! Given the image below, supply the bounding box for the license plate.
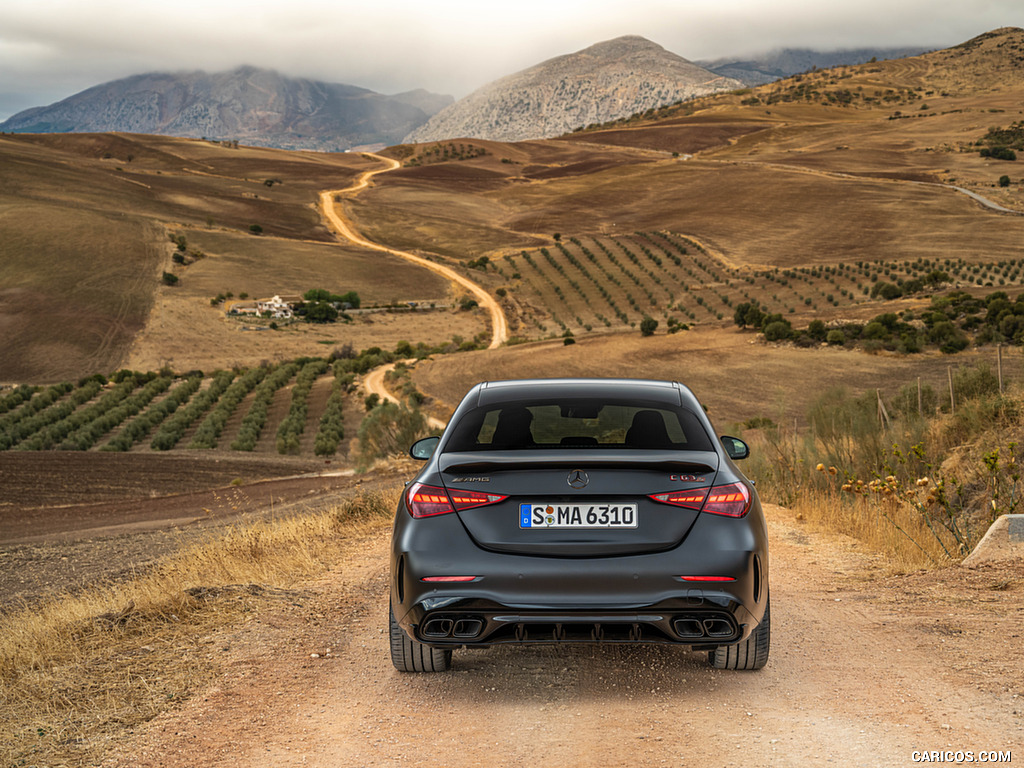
[520,503,638,529]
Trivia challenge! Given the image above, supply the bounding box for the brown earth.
[0,452,412,610]
[100,505,1023,768]
[407,327,1024,429]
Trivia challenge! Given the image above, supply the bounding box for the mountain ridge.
[403,35,744,144]
[698,45,931,85]
[0,67,453,152]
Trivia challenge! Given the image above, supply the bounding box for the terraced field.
[497,231,1024,335]
[0,360,362,460]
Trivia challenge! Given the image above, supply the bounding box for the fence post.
[998,344,1003,394]
[877,389,891,429]
[948,366,955,415]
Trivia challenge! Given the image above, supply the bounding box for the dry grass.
[0,488,398,767]
[408,328,1024,430]
[0,133,374,383]
[782,487,957,572]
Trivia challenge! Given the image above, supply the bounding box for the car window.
[445,400,713,451]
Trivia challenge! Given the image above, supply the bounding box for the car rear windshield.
[444,399,713,452]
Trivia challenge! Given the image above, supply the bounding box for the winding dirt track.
[319,155,508,350]
[363,361,447,430]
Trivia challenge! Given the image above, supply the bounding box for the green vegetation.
[150,370,235,450]
[231,364,300,451]
[741,289,1024,354]
[103,374,204,451]
[403,142,488,167]
[356,401,430,469]
[189,367,269,449]
[275,360,329,454]
[1,340,487,458]
[979,121,1024,160]
[313,366,354,456]
[742,362,1023,567]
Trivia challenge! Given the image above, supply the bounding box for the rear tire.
[389,604,452,673]
[709,595,770,670]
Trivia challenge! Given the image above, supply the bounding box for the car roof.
[474,378,691,408]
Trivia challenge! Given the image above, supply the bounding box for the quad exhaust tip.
[421,617,484,639]
[672,615,737,640]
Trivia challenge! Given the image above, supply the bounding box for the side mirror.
[410,435,440,460]
[720,435,750,461]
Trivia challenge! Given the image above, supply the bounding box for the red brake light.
[406,484,507,518]
[650,482,751,518]
[703,482,751,517]
[649,487,709,510]
[406,483,454,518]
[448,489,508,511]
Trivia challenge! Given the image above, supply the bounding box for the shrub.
[763,320,792,342]
[826,330,846,346]
[640,316,658,337]
[871,281,902,300]
[161,272,179,286]
[980,147,1017,161]
[356,402,429,468]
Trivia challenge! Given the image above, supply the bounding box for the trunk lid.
[438,450,719,557]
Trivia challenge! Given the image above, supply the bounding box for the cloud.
[0,0,1019,120]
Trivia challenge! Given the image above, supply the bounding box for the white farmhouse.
[257,295,294,319]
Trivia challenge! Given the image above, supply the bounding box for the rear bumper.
[391,508,769,649]
[401,596,752,648]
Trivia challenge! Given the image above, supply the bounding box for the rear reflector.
[650,482,751,518]
[676,576,737,582]
[407,483,507,518]
[421,576,480,582]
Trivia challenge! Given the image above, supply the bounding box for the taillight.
[702,482,751,517]
[448,489,508,511]
[406,483,507,518]
[406,483,454,518]
[649,482,751,518]
[649,488,709,510]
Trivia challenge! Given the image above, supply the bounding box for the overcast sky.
[0,0,1020,120]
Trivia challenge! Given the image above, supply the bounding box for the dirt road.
[320,156,508,350]
[110,506,1022,768]
[362,362,447,430]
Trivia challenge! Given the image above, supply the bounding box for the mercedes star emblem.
[567,469,590,489]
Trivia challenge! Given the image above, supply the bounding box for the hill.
[347,28,1024,343]
[404,36,742,143]
[0,133,473,382]
[5,28,1024,386]
[0,67,453,151]
[698,45,929,85]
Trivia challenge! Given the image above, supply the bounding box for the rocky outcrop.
[404,36,742,144]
